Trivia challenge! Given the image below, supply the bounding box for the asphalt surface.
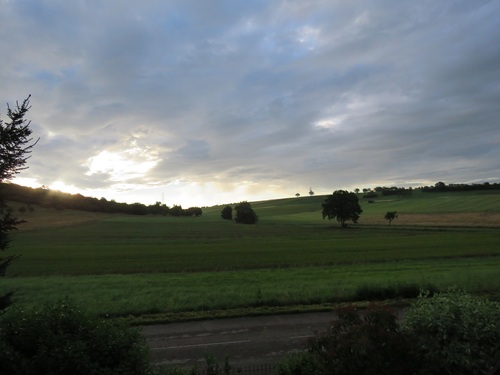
[142,311,337,369]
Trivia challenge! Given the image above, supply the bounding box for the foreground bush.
[278,304,419,375]
[0,300,153,375]
[278,291,500,375]
[402,289,500,374]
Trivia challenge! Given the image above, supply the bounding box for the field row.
[5,256,500,319]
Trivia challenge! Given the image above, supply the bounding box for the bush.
[220,205,232,220]
[402,289,500,374]
[234,201,257,224]
[0,300,153,375]
[304,304,419,375]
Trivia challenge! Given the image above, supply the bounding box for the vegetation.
[277,290,500,375]
[0,182,202,217]
[402,289,500,374]
[384,211,398,225]
[0,299,153,375]
[1,182,499,373]
[0,96,37,312]
[0,188,496,320]
[322,190,362,227]
[220,205,232,220]
[234,201,258,224]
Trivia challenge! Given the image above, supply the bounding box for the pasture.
[4,190,500,321]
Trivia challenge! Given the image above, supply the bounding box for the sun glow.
[84,148,160,182]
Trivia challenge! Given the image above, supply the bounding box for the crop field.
[3,190,500,320]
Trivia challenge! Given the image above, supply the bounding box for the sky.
[1,0,499,207]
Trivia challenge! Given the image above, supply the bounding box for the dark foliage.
[304,305,420,375]
[1,182,203,217]
[220,205,233,220]
[421,181,500,192]
[0,300,153,375]
[234,201,258,224]
[384,211,398,225]
[0,96,37,313]
[322,190,362,227]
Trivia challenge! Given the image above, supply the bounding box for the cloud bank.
[1,0,499,206]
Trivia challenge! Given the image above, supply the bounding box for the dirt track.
[142,311,336,369]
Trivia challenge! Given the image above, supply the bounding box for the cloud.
[2,0,499,206]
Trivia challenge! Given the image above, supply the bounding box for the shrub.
[234,201,258,224]
[402,289,500,374]
[0,300,153,375]
[304,304,420,375]
[220,205,232,220]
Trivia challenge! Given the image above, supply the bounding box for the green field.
[4,190,500,321]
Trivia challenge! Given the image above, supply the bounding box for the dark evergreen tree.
[0,96,37,312]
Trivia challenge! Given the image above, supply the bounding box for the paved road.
[142,311,336,369]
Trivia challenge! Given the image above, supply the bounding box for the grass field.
[3,190,500,321]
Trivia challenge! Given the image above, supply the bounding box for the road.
[141,311,336,369]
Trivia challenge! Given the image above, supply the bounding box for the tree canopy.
[322,190,362,227]
[220,205,233,220]
[234,201,258,224]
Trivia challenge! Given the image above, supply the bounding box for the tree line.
[421,181,500,192]
[1,183,202,217]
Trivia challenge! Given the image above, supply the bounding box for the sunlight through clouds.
[85,148,160,182]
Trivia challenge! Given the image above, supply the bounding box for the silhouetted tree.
[234,201,257,224]
[221,205,233,220]
[384,211,398,225]
[0,96,38,312]
[309,188,315,196]
[295,193,300,197]
[322,190,362,227]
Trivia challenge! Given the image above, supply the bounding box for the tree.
[234,201,257,224]
[295,193,300,197]
[0,96,37,312]
[384,211,398,225]
[322,190,362,227]
[220,205,232,220]
[309,188,315,196]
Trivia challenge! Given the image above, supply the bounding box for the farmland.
[4,190,500,321]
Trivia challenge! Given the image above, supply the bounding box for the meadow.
[4,190,500,321]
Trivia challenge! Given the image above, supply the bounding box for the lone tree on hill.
[322,190,362,227]
[384,211,398,225]
[0,96,38,312]
[234,201,257,224]
[221,205,233,220]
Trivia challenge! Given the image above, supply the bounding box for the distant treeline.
[0,183,202,217]
[420,181,500,193]
[361,182,499,199]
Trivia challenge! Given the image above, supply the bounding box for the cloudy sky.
[1,1,499,207]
